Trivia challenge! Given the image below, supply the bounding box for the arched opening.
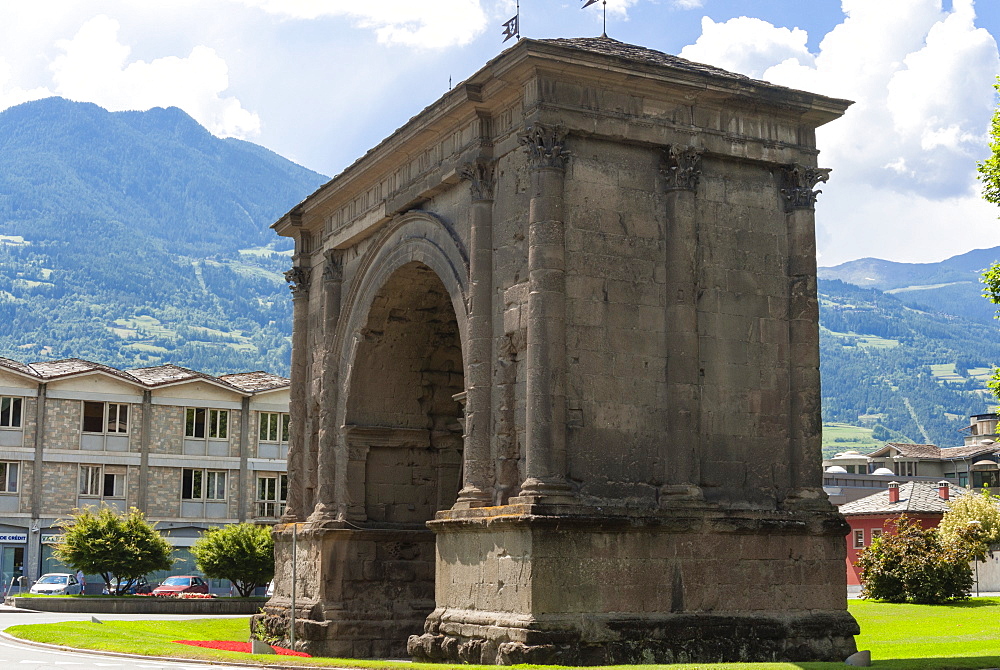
[337,260,464,657]
[345,260,465,523]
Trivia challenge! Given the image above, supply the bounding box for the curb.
[0,630,347,669]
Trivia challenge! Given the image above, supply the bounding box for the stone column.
[454,160,495,509]
[30,382,46,521]
[659,145,705,505]
[513,123,574,503]
[138,390,152,513]
[238,396,250,522]
[282,263,310,522]
[309,250,344,523]
[779,163,831,507]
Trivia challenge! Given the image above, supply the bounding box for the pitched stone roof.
[867,443,941,458]
[538,36,761,86]
[218,371,290,393]
[0,356,287,396]
[29,358,140,384]
[840,481,970,516]
[940,444,998,460]
[0,357,36,377]
[125,364,229,389]
[866,442,999,461]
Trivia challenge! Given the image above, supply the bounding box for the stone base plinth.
[408,610,859,665]
[407,505,859,665]
[257,523,436,659]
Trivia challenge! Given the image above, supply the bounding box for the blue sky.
[1,0,999,266]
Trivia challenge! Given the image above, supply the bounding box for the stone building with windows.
[822,414,1000,505]
[0,357,289,592]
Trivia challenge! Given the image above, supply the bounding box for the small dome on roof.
[872,467,894,476]
[825,466,848,474]
[833,451,864,459]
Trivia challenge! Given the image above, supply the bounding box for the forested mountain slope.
[819,246,1000,325]
[0,98,327,374]
[819,278,1000,449]
[2,96,997,444]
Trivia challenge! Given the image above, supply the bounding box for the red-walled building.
[840,480,966,587]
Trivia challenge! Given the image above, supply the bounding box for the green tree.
[978,77,1000,207]
[190,523,274,597]
[939,488,1000,561]
[978,77,1000,402]
[54,506,173,595]
[856,515,973,604]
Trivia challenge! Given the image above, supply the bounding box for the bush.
[938,488,1000,561]
[55,506,173,596]
[191,523,273,597]
[857,515,973,604]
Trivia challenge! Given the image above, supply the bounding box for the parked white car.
[30,573,82,595]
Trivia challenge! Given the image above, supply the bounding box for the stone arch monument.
[263,36,859,665]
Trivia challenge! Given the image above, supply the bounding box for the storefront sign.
[41,534,62,545]
[0,533,27,543]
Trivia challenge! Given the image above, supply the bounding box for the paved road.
[0,606,248,669]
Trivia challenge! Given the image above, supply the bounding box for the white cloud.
[49,15,260,139]
[680,16,813,79]
[679,0,1000,265]
[235,0,489,48]
[606,0,640,17]
[674,0,705,9]
[0,59,53,111]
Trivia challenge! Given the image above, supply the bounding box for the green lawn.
[8,599,1000,669]
[822,422,879,458]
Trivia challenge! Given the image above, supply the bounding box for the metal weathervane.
[582,0,608,38]
[502,0,520,42]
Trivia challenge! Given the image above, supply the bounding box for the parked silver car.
[29,573,82,595]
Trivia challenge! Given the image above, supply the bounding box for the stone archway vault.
[259,213,471,659]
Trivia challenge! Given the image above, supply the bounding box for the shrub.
[191,523,273,597]
[938,488,1000,561]
[857,515,973,604]
[55,506,173,596]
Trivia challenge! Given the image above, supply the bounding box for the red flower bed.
[173,640,310,657]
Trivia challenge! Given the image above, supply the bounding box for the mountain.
[0,97,328,375]
[819,247,1000,325]
[818,248,1000,453]
[2,96,998,447]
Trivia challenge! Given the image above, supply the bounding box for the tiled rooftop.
[0,357,35,376]
[219,371,290,393]
[0,357,287,395]
[125,364,229,389]
[29,358,139,383]
[940,444,998,460]
[840,481,971,515]
[537,36,761,85]
[866,442,999,461]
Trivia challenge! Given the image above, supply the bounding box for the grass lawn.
[8,599,1000,669]
[822,422,879,458]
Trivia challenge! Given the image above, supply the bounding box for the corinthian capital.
[518,123,569,170]
[322,249,343,284]
[661,145,703,192]
[284,266,309,295]
[459,160,496,202]
[780,164,832,212]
